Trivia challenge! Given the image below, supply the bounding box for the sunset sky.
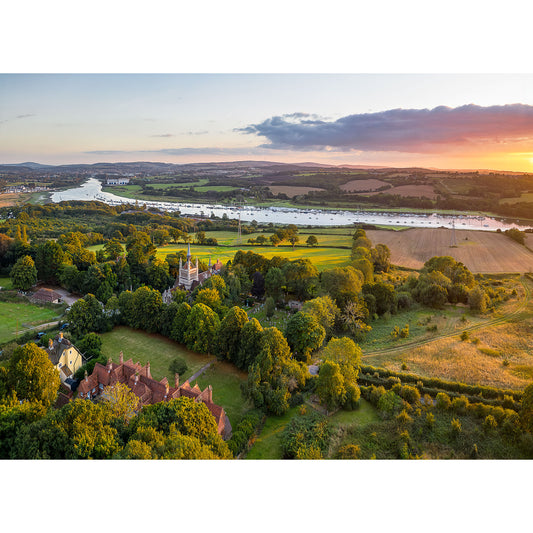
[2,73,533,172]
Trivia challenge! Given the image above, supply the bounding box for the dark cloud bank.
[238,104,533,153]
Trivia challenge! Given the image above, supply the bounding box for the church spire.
[186,242,191,261]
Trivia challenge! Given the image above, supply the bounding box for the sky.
[2,73,533,172]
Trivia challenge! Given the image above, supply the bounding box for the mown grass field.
[0,300,63,343]
[100,326,215,384]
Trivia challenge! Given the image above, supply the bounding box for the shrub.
[470,443,479,459]
[460,331,469,341]
[335,444,361,459]
[396,410,413,426]
[425,412,435,429]
[483,415,498,432]
[451,395,469,415]
[399,324,409,338]
[400,385,421,405]
[169,357,188,377]
[436,392,452,411]
[451,418,462,435]
[377,390,403,416]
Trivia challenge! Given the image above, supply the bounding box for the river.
[50,178,532,232]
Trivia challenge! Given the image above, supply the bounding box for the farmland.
[268,185,326,197]
[365,184,438,199]
[366,228,533,273]
[340,178,389,191]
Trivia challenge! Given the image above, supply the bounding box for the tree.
[341,298,371,339]
[100,382,139,422]
[283,259,318,300]
[251,271,265,298]
[237,317,263,369]
[321,266,363,309]
[265,267,285,301]
[170,302,191,344]
[468,286,490,313]
[316,361,346,412]
[265,296,275,318]
[76,332,103,359]
[131,286,163,332]
[146,258,172,292]
[371,243,391,273]
[362,281,396,316]
[169,357,188,376]
[183,303,220,353]
[195,287,222,314]
[302,295,339,336]
[35,240,67,283]
[10,255,37,291]
[7,343,61,408]
[216,306,249,362]
[306,235,318,247]
[67,294,105,337]
[104,238,124,260]
[285,312,326,363]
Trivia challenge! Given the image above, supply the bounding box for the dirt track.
[366,228,533,273]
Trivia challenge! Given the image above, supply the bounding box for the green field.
[0,300,63,343]
[100,326,215,383]
[0,277,13,290]
[156,243,351,271]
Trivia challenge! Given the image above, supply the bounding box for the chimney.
[207,384,213,403]
[175,373,180,389]
[59,331,63,340]
[84,369,88,382]
[119,351,123,364]
[146,361,151,378]
[107,357,112,373]
[48,338,53,348]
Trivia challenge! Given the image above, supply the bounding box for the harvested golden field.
[0,193,24,207]
[268,185,325,197]
[525,233,533,253]
[366,228,533,273]
[365,184,437,199]
[340,178,389,192]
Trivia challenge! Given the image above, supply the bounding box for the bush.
[451,418,462,435]
[335,444,361,459]
[396,410,413,425]
[460,331,470,341]
[483,414,498,432]
[400,385,421,405]
[169,357,188,377]
[451,395,469,415]
[399,324,409,338]
[436,392,452,411]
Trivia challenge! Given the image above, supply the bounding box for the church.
[175,243,223,291]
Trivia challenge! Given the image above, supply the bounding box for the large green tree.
[7,343,61,408]
[216,306,249,362]
[10,255,37,291]
[321,266,364,309]
[285,311,326,363]
[183,303,221,353]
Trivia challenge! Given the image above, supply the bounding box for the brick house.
[77,352,231,439]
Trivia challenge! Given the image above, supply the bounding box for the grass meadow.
[0,300,63,344]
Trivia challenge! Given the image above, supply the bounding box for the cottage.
[77,353,231,439]
[45,332,84,388]
[30,288,62,304]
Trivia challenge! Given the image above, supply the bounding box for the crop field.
[365,184,438,199]
[525,233,533,252]
[366,228,533,273]
[340,178,389,191]
[0,301,63,344]
[268,185,326,197]
[499,191,533,204]
[100,326,215,384]
[156,243,352,270]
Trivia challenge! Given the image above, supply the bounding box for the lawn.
[0,277,13,290]
[0,300,63,344]
[195,360,250,427]
[245,406,301,459]
[99,327,249,426]
[99,326,215,384]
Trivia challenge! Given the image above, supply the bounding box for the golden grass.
[366,317,533,390]
[365,184,438,199]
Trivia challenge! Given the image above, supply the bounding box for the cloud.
[150,133,175,138]
[16,113,35,119]
[84,146,274,156]
[238,104,533,154]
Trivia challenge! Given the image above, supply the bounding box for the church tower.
[178,243,199,290]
